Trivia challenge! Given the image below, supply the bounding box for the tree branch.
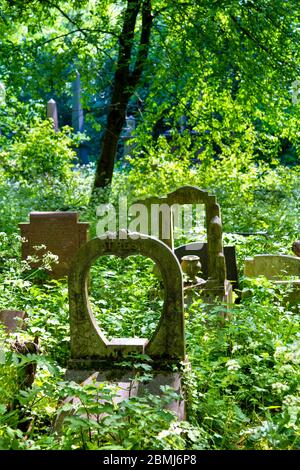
[37,29,83,47]
[116,0,142,85]
[37,27,118,48]
[43,0,89,40]
[229,14,271,56]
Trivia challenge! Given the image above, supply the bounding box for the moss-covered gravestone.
[244,254,300,279]
[136,186,233,304]
[66,232,186,419]
[244,254,300,308]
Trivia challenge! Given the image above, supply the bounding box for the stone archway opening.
[88,254,164,340]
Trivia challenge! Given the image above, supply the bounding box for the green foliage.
[185,280,300,449]
[0,0,300,452]
[90,255,162,339]
[1,119,77,183]
[0,132,299,448]
[0,155,299,449]
[56,382,186,450]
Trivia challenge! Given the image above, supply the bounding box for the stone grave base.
[66,368,185,419]
[183,280,233,317]
[55,368,185,432]
[202,279,233,304]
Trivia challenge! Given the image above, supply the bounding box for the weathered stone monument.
[47,99,59,132]
[244,254,300,308]
[66,232,186,418]
[244,254,300,279]
[0,310,39,390]
[175,243,239,291]
[122,115,136,156]
[19,212,89,279]
[292,240,300,257]
[136,186,233,304]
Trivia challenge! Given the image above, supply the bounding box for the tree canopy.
[1,0,300,190]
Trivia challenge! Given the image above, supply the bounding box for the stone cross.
[19,212,89,279]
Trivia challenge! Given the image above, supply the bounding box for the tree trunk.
[93,0,152,193]
[93,91,131,189]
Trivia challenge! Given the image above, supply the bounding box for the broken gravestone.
[65,232,186,419]
[136,186,233,304]
[19,212,89,279]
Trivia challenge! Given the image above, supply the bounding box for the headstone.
[292,240,300,257]
[47,99,59,132]
[65,232,186,419]
[244,254,300,309]
[0,310,26,333]
[136,186,233,304]
[0,310,38,390]
[19,212,89,279]
[244,254,300,279]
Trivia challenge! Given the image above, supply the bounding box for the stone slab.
[0,310,27,333]
[19,212,89,278]
[244,254,300,280]
[61,368,185,424]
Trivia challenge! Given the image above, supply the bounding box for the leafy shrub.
[0,119,78,183]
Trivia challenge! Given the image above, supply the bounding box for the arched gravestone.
[244,254,300,279]
[68,232,185,370]
[135,186,233,303]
